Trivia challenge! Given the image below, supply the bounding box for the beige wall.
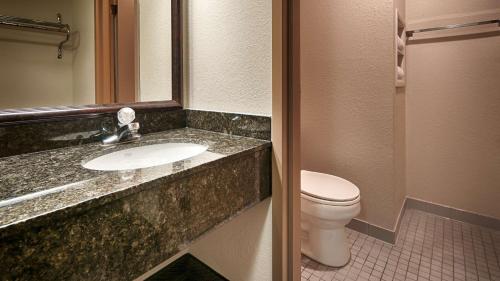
[138,0,172,102]
[301,0,405,230]
[185,1,273,280]
[0,0,95,109]
[394,0,407,226]
[184,0,272,116]
[406,1,500,219]
[301,0,500,229]
[407,0,499,22]
[72,0,96,105]
[0,0,74,109]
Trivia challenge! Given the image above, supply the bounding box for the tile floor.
[301,209,500,281]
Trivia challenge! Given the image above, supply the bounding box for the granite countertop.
[0,128,270,237]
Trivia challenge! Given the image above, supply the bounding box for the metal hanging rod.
[406,19,500,38]
[0,13,71,59]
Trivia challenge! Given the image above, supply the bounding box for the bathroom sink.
[83,143,208,171]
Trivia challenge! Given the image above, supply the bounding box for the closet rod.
[406,19,499,38]
[0,13,71,59]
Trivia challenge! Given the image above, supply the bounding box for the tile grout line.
[336,230,356,281]
[468,224,480,281]
[391,209,409,281]
[440,217,445,281]
[459,221,468,281]
[392,220,406,281]
[301,209,499,281]
[396,209,416,281]
[451,219,456,281]
[489,230,500,270]
[479,228,493,280]
[427,213,437,280]
[345,230,366,281]
[403,209,422,281]
[415,212,431,280]
[346,233,369,281]
[379,209,411,281]
[361,230,386,280]
[359,234,376,280]
[329,230,362,281]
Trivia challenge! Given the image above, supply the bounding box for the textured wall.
[406,1,500,219]
[407,0,499,22]
[301,0,405,230]
[184,0,272,116]
[138,0,172,102]
[184,1,273,280]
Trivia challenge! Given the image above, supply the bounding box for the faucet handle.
[127,122,140,133]
[125,122,141,141]
[117,107,136,126]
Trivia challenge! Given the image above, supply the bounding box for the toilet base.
[301,226,351,267]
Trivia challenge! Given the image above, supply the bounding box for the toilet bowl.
[301,170,361,267]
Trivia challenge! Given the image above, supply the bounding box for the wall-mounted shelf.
[0,13,71,59]
[395,9,406,88]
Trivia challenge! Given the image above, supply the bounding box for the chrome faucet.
[101,107,141,145]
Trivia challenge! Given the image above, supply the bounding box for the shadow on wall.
[189,199,273,281]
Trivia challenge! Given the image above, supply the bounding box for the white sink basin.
[83,143,208,171]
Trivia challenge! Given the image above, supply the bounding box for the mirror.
[0,0,181,111]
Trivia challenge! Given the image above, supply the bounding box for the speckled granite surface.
[0,128,271,280]
[186,110,271,140]
[0,109,271,158]
[0,128,269,231]
[0,109,186,158]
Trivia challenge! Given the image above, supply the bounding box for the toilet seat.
[301,192,360,206]
[301,170,360,206]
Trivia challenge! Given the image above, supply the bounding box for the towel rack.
[0,13,71,59]
[406,19,500,38]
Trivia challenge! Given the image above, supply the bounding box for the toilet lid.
[301,170,360,202]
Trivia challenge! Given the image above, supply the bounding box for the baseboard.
[346,219,396,244]
[393,198,409,242]
[406,197,500,231]
[346,198,408,244]
[347,197,500,244]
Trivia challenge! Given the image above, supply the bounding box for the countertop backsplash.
[0,109,271,158]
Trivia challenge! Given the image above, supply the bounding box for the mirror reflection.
[0,0,174,110]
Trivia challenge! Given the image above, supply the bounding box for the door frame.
[95,0,115,104]
[94,0,182,105]
[272,0,301,279]
[95,0,136,103]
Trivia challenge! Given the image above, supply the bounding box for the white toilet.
[301,170,361,267]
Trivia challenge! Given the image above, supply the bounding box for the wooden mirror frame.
[0,0,183,125]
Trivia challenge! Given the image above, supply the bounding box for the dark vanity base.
[0,109,272,280]
[0,147,270,281]
[146,254,228,281]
